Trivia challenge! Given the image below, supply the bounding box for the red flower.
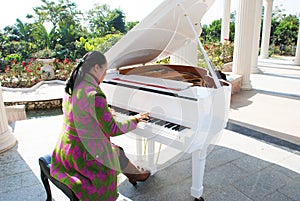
[5,66,10,72]
[63,58,70,64]
[22,61,26,66]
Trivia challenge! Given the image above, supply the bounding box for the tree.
[31,23,57,50]
[87,4,126,36]
[272,14,299,47]
[125,21,139,32]
[267,5,299,55]
[33,0,86,59]
[201,12,236,43]
[109,9,126,34]
[33,0,82,29]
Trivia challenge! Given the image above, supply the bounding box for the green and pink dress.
[50,73,138,201]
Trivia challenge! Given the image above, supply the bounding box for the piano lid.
[104,0,214,70]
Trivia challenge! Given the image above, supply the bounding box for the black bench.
[38,154,79,201]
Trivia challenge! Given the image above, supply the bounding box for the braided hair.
[65,51,107,95]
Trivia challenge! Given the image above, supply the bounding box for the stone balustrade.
[4,99,62,111]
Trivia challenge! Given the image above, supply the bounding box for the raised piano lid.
[104,0,215,70]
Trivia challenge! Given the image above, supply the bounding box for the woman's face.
[98,62,108,83]
[90,62,108,84]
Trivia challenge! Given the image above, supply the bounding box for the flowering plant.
[52,58,76,81]
[0,58,76,88]
[0,59,43,88]
[198,40,234,70]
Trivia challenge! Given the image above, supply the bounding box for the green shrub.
[32,48,56,59]
[5,54,22,63]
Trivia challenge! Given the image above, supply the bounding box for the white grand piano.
[102,0,231,200]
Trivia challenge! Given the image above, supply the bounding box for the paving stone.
[204,162,250,187]
[268,164,300,180]
[0,159,32,178]
[21,171,41,188]
[0,146,22,163]
[278,179,300,201]
[205,147,245,171]
[231,165,293,200]
[231,154,272,173]
[263,190,296,201]
[0,184,46,201]
[0,174,22,193]
[204,184,253,201]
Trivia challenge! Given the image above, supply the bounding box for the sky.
[0,0,299,30]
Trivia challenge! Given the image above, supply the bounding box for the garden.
[0,0,298,89]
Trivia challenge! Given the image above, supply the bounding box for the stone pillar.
[294,21,300,65]
[251,0,263,73]
[221,0,231,43]
[170,39,198,66]
[0,87,17,153]
[259,0,274,59]
[232,0,257,90]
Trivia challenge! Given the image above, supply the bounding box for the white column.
[232,0,257,90]
[0,87,17,153]
[170,39,198,66]
[294,22,300,65]
[221,0,231,43]
[251,0,263,73]
[259,0,274,59]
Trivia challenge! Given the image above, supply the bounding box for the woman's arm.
[92,93,139,137]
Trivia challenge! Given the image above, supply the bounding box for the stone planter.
[37,58,55,80]
[221,62,233,72]
[223,72,243,94]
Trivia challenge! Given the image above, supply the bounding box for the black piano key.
[165,122,176,128]
[177,126,186,132]
[149,117,159,123]
[156,120,166,126]
[169,124,179,130]
[172,125,181,131]
[129,111,138,116]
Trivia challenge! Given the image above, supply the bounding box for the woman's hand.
[134,112,150,123]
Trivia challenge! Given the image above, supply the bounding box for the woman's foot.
[122,161,151,186]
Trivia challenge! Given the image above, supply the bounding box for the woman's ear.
[93,64,100,73]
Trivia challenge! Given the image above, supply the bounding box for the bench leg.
[40,168,52,201]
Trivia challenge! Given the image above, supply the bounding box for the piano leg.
[136,135,143,162]
[191,150,206,201]
[147,140,157,174]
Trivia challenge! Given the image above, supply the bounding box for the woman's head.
[65,51,107,95]
[80,51,107,73]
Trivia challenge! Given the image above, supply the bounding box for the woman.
[50,51,150,201]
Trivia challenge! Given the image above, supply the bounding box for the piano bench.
[38,154,79,201]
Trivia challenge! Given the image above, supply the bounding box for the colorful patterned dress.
[50,73,138,201]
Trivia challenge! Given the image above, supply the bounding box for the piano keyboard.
[109,105,190,141]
